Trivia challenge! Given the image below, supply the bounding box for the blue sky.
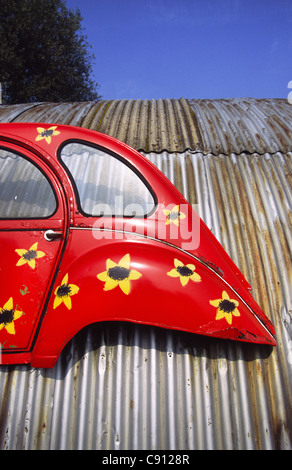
[66,0,292,100]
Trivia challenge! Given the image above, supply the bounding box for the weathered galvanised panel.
[0,99,291,449]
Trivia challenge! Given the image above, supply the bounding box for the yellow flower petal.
[233,308,240,317]
[216,310,232,325]
[104,278,119,291]
[15,249,27,256]
[215,309,225,321]
[190,272,201,283]
[61,273,69,285]
[128,270,142,281]
[180,276,190,286]
[167,268,180,278]
[29,242,38,251]
[3,297,13,311]
[106,258,117,270]
[209,299,221,307]
[53,296,63,309]
[14,310,23,321]
[97,271,109,282]
[221,290,239,307]
[16,257,27,267]
[69,284,79,295]
[36,127,45,141]
[63,296,72,310]
[186,263,196,271]
[27,259,36,269]
[174,259,184,268]
[119,279,131,295]
[5,323,16,335]
[227,313,233,324]
[118,253,130,269]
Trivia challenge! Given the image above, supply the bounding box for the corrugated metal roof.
[0,98,291,154]
[0,103,39,123]
[0,99,202,153]
[188,98,292,155]
[0,98,292,449]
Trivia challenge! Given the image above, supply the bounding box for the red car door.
[0,142,67,355]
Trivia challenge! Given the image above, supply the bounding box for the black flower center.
[0,309,14,325]
[57,284,71,298]
[41,129,54,137]
[176,265,193,277]
[108,266,130,281]
[22,250,37,261]
[219,299,236,313]
[168,211,181,220]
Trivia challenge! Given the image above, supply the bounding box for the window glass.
[0,148,57,219]
[60,143,155,217]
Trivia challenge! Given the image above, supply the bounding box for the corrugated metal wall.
[0,99,292,450]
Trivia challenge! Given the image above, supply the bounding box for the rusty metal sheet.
[0,98,291,449]
[1,98,292,155]
[0,103,38,123]
[0,99,202,153]
[188,98,292,155]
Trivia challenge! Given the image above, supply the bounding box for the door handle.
[44,230,63,241]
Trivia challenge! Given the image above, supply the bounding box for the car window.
[60,142,156,217]
[0,148,57,219]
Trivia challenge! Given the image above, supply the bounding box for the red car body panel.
[0,123,276,368]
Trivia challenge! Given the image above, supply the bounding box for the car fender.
[31,236,276,367]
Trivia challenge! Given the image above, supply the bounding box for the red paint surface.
[0,123,276,368]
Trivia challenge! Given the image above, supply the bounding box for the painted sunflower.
[53,273,79,310]
[36,126,60,144]
[163,205,186,226]
[0,298,23,335]
[209,290,240,325]
[15,242,45,269]
[167,258,201,286]
[97,254,142,295]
